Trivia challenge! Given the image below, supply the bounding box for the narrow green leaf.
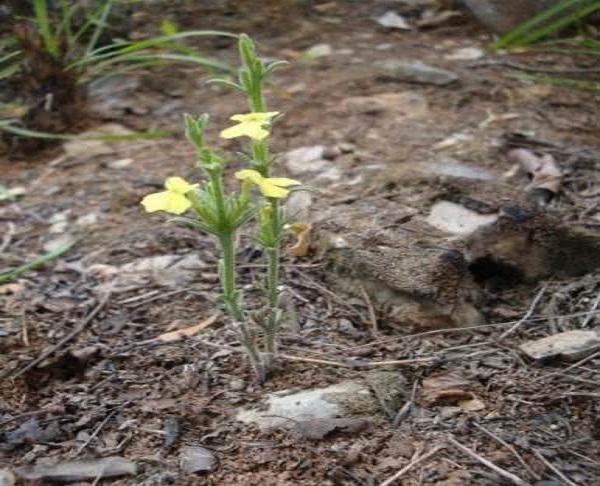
[0,121,171,141]
[33,0,59,57]
[0,242,74,285]
[86,0,113,55]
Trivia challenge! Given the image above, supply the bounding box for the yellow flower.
[141,177,197,215]
[235,169,300,199]
[220,112,279,141]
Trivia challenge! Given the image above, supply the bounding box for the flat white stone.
[426,201,497,236]
[520,329,600,361]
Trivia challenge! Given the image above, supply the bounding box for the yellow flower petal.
[266,177,301,187]
[257,181,290,198]
[221,112,279,140]
[230,112,279,122]
[220,122,269,140]
[141,191,191,215]
[164,176,195,194]
[235,169,263,183]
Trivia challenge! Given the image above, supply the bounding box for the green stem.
[219,232,243,321]
[264,198,281,359]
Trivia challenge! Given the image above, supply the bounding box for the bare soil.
[1,2,599,485]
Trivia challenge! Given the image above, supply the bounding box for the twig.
[448,436,532,486]
[500,284,548,340]
[379,445,444,486]
[0,222,15,254]
[345,308,600,353]
[3,290,112,380]
[531,449,578,486]
[280,355,436,369]
[360,358,437,367]
[581,290,600,327]
[359,284,378,336]
[74,411,115,457]
[280,354,351,368]
[533,350,600,382]
[472,422,540,481]
[392,401,412,427]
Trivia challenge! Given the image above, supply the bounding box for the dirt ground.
[1,1,600,485]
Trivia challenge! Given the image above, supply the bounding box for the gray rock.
[179,446,216,473]
[284,145,341,183]
[376,11,412,30]
[0,469,15,486]
[375,60,459,85]
[461,0,567,34]
[444,47,485,61]
[520,329,600,361]
[236,381,378,430]
[427,201,498,236]
[364,371,409,418]
[417,159,494,181]
[15,457,137,482]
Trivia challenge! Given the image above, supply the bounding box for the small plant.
[492,0,600,92]
[0,0,233,146]
[141,34,304,383]
[493,0,600,49]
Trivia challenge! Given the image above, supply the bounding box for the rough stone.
[375,60,459,85]
[376,11,411,30]
[444,47,485,61]
[236,381,378,430]
[95,254,204,293]
[179,446,216,473]
[461,0,568,34]
[364,371,409,418]
[15,457,137,482]
[0,469,15,486]
[519,329,600,361]
[467,206,600,282]
[316,199,483,328]
[427,200,498,236]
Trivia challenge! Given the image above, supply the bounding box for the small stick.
[379,445,444,486]
[0,222,15,254]
[280,354,351,368]
[359,284,378,336]
[531,449,578,486]
[500,284,547,340]
[361,358,437,367]
[533,350,600,382]
[74,411,115,457]
[581,290,600,327]
[21,311,30,347]
[472,422,540,480]
[345,309,600,353]
[448,437,532,486]
[392,401,412,427]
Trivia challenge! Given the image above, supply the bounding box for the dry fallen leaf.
[0,282,26,295]
[420,372,473,406]
[286,223,312,257]
[458,398,485,412]
[508,148,562,195]
[155,314,219,343]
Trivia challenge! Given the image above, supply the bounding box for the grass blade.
[493,0,594,49]
[32,0,59,58]
[85,51,231,77]
[85,0,113,55]
[514,3,600,47]
[0,121,172,141]
[0,242,74,285]
[70,30,236,69]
